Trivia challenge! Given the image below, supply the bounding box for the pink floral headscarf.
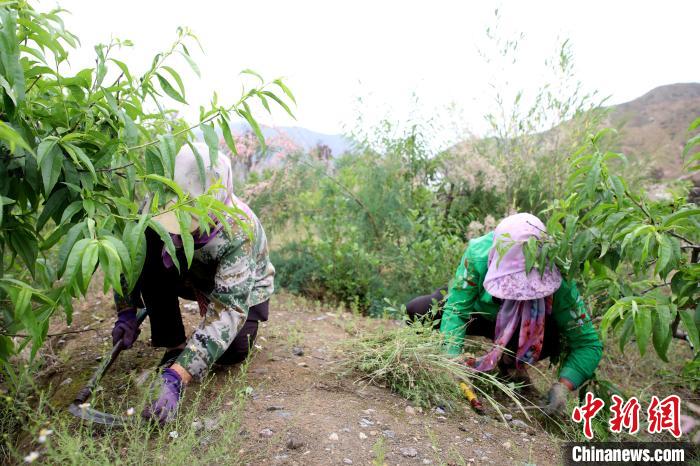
[473,213,562,371]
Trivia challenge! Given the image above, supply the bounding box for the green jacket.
[440,232,602,388]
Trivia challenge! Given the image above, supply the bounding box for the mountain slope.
[606,82,700,179]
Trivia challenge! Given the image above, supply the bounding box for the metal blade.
[68,403,130,427]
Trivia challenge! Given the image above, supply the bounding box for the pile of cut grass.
[337,317,528,415]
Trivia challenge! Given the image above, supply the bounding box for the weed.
[286,323,304,348]
[371,436,386,466]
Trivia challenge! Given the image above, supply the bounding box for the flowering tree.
[219,128,300,180]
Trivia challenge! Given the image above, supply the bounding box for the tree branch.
[2,326,102,339]
[625,189,655,224]
[25,75,41,93]
[125,110,222,152]
[669,231,700,250]
[95,161,135,173]
[640,281,670,295]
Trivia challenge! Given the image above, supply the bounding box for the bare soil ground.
[235,293,559,465]
[37,289,562,465]
[33,279,700,465]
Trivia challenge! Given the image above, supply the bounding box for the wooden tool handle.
[73,308,148,403]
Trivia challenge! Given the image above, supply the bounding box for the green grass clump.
[3,364,251,465]
[338,318,526,414]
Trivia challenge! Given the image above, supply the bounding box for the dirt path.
[236,293,560,465]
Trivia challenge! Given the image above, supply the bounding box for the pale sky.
[46,1,699,139]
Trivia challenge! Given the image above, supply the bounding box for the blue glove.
[142,368,183,426]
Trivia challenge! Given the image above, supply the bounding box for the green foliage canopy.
[0,3,295,368]
[521,125,700,370]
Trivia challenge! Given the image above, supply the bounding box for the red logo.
[647,395,682,438]
[572,392,683,439]
[609,395,641,435]
[572,392,605,439]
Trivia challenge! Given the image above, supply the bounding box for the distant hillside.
[605,83,700,179]
[195,84,700,182]
[193,124,353,158]
[263,126,352,156]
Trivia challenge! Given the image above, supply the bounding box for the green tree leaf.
[9,228,38,277]
[633,306,651,356]
[240,68,264,83]
[178,49,200,77]
[100,240,123,295]
[186,140,207,191]
[80,241,99,294]
[218,116,238,156]
[144,174,185,199]
[654,235,672,276]
[156,72,187,104]
[177,211,194,268]
[679,309,700,350]
[661,208,700,228]
[651,306,672,362]
[60,200,83,225]
[161,65,186,97]
[58,223,86,276]
[618,315,634,353]
[273,78,296,104]
[201,122,219,166]
[0,8,26,104]
[261,90,295,118]
[147,218,180,271]
[0,121,32,153]
[158,134,176,179]
[63,237,90,282]
[239,102,266,151]
[36,187,69,230]
[62,143,97,182]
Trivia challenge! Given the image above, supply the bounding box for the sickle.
[67,308,148,426]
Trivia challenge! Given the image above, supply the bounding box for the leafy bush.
[253,141,466,315]
[521,124,700,374]
[0,3,294,366]
[251,29,609,315]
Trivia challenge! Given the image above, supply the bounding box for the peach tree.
[524,124,700,383]
[0,3,294,369]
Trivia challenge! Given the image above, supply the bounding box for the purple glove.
[111,308,140,349]
[142,368,183,426]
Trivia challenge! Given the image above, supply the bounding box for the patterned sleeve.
[248,219,275,306]
[175,232,255,380]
